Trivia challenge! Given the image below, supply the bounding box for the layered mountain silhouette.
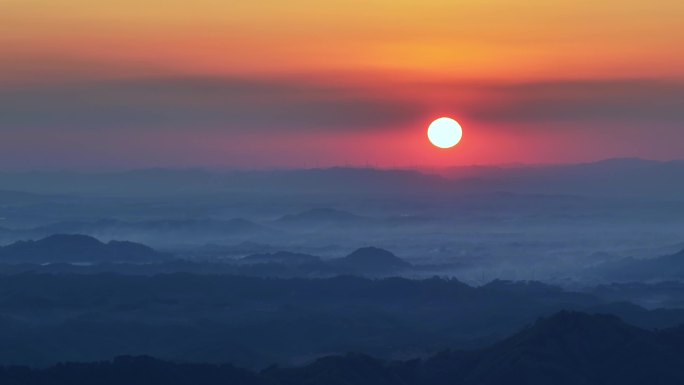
[446,311,663,384]
[4,273,666,368]
[3,158,684,198]
[0,234,169,263]
[589,247,684,281]
[35,218,272,238]
[331,247,412,272]
[0,218,275,247]
[440,157,684,198]
[239,246,412,275]
[3,311,684,385]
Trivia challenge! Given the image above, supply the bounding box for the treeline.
[3,312,684,385]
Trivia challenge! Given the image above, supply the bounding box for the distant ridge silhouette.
[332,246,412,272]
[0,234,169,263]
[590,247,684,281]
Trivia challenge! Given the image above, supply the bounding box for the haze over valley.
[3,0,684,382]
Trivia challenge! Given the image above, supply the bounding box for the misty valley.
[5,0,684,381]
[0,161,683,383]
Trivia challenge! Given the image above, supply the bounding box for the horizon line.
[0,156,682,174]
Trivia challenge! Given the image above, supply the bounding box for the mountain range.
[2,158,684,198]
[0,234,168,264]
[3,311,684,385]
[587,247,684,282]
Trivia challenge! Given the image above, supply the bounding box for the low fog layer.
[1,158,684,286]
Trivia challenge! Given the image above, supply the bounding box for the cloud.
[0,77,425,132]
[461,79,684,125]
[1,76,682,136]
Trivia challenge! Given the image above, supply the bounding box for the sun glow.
[427,117,463,149]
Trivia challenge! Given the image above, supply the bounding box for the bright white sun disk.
[427,117,463,149]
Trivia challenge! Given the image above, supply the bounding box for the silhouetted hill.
[591,281,684,309]
[268,353,404,385]
[459,311,657,384]
[331,247,412,272]
[269,311,684,385]
[0,273,679,368]
[6,311,684,385]
[440,158,684,198]
[0,234,169,263]
[589,247,684,281]
[3,160,684,199]
[31,218,272,240]
[0,218,281,248]
[231,247,411,276]
[0,356,270,385]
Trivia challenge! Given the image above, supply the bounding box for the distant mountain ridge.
[238,246,412,276]
[0,218,275,246]
[34,218,270,235]
[438,157,684,198]
[0,234,169,264]
[589,247,684,281]
[1,158,682,198]
[332,247,412,272]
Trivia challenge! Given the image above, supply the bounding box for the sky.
[1,0,683,169]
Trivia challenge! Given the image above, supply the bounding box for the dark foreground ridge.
[2,273,684,368]
[3,311,684,385]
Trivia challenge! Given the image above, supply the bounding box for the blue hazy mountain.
[33,218,271,236]
[237,247,411,274]
[0,234,169,263]
[233,247,411,276]
[0,218,278,247]
[0,273,682,368]
[4,311,684,385]
[0,159,684,383]
[588,247,684,281]
[439,157,684,198]
[0,158,683,198]
[331,247,412,272]
[258,311,684,385]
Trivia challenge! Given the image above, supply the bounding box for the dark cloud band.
[1,77,682,133]
[0,77,424,132]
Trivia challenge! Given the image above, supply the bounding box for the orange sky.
[1,0,683,169]
[4,0,684,80]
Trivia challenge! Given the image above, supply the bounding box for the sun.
[427,117,463,149]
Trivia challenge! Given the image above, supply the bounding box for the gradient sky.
[2,0,683,169]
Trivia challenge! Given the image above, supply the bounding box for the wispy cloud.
[0,77,424,132]
[462,79,684,126]
[1,76,682,135]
